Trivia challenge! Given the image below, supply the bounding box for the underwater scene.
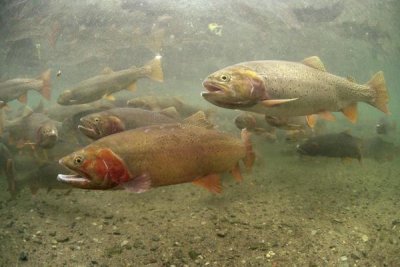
[0,0,399,266]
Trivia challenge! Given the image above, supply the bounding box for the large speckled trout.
[57,124,254,194]
[57,55,163,105]
[202,56,389,124]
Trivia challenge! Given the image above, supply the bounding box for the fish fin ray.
[341,102,358,123]
[192,174,222,194]
[306,114,318,128]
[230,162,243,182]
[122,174,152,193]
[261,98,298,107]
[301,56,326,71]
[145,55,164,82]
[183,111,214,129]
[346,76,357,83]
[241,129,255,172]
[366,71,389,114]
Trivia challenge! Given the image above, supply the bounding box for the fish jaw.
[202,66,267,109]
[57,174,92,188]
[78,117,102,140]
[57,147,131,190]
[202,81,256,109]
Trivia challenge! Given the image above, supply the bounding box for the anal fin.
[306,114,318,128]
[341,103,358,123]
[192,174,222,194]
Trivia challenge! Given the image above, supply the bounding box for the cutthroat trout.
[0,69,51,104]
[202,56,389,125]
[57,55,163,105]
[58,125,254,194]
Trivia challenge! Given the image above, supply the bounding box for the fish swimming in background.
[234,112,277,141]
[376,116,396,135]
[5,112,61,150]
[127,95,205,117]
[58,124,254,194]
[78,107,178,140]
[296,131,363,161]
[202,56,389,126]
[57,55,163,105]
[78,107,211,140]
[0,69,51,104]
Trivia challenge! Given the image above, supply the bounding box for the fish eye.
[94,117,100,123]
[74,155,84,165]
[220,74,230,82]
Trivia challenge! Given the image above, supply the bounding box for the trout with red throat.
[202,56,389,125]
[58,124,254,193]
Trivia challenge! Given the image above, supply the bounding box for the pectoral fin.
[122,174,152,193]
[261,98,298,107]
[192,174,222,194]
[341,103,358,123]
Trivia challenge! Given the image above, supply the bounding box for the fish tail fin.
[145,55,163,82]
[366,71,389,114]
[241,129,255,172]
[40,69,51,101]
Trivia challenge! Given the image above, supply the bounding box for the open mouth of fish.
[78,118,101,138]
[202,81,226,94]
[57,173,90,184]
[57,159,91,186]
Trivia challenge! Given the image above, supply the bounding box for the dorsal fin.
[159,107,180,119]
[102,67,113,75]
[302,56,326,72]
[183,111,214,129]
[346,76,357,83]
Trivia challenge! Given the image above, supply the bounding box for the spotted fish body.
[202,56,389,123]
[58,124,254,193]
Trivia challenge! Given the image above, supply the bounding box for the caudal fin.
[241,129,255,172]
[40,69,51,101]
[145,55,164,82]
[367,71,389,114]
